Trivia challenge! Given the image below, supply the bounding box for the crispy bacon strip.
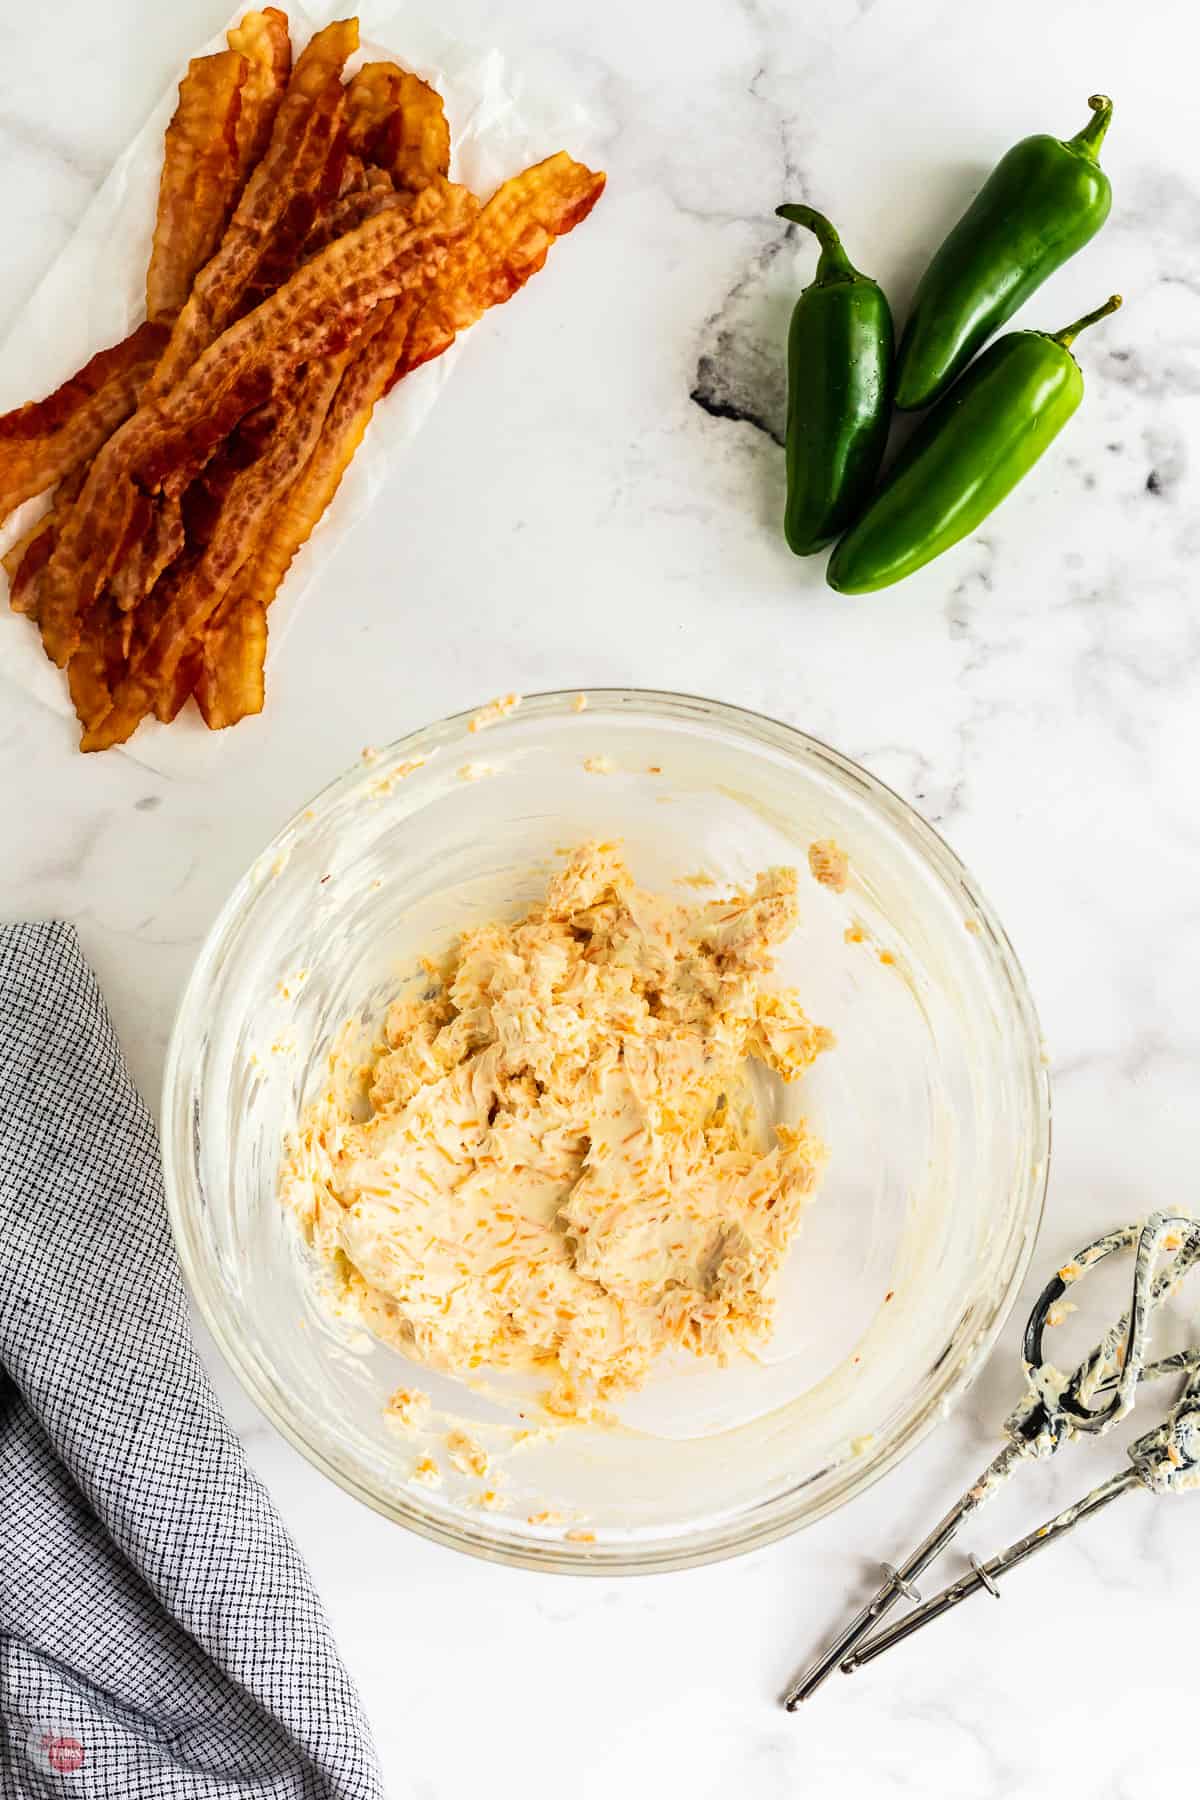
[346,62,449,193]
[144,14,291,324]
[66,595,127,732]
[5,462,89,619]
[339,155,394,198]
[154,384,296,723]
[2,516,49,591]
[9,22,605,749]
[396,152,606,382]
[246,65,441,294]
[108,492,185,613]
[301,183,406,255]
[231,63,434,320]
[193,67,450,727]
[148,17,359,398]
[145,51,248,325]
[1,17,290,536]
[68,403,272,737]
[152,645,207,724]
[194,155,605,729]
[0,322,167,529]
[194,306,399,726]
[39,181,477,668]
[80,351,354,750]
[191,579,269,727]
[226,8,292,174]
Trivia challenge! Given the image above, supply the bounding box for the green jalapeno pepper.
[827,293,1121,595]
[775,204,894,555]
[895,95,1114,412]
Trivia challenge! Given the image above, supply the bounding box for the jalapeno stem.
[1051,292,1122,350]
[776,203,859,283]
[1070,94,1114,161]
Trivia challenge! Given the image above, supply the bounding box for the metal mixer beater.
[786,1211,1200,1706]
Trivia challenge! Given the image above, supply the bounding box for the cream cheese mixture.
[282,841,833,1419]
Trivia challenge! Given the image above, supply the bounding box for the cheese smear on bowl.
[282,842,832,1420]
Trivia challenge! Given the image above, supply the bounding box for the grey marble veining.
[2,1,1199,1795]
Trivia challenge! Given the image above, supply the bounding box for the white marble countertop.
[3,1,1199,1794]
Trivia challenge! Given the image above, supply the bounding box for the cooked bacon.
[276,68,446,274]
[4,464,89,627]
[39,180,477,667]
[151,636,206,724]
[191,64,452,729]
[108,492,185,613]
[341,158,394,197]
[80,349,354,750]
[5,16,606,749]
[193,305,398,726]
[145,51,249,325]
[3,517,51,598]
[301,183,407,255]
[346,62,449,193]
[393,152,605,384]
[231,67,433,317]
[226,8,292,175]
[66,594,128,732]
[144,14,291,325]
[192,156,605,730]
[148,17,359,398]
[2,21,290,531]
[5,463,91,626]
[192,589,269,727]
[0,322,167,528]
[167,383,300,723]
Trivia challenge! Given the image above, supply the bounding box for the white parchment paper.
[0,4,590,776]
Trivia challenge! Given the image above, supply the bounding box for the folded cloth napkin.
[0,923,383,1798]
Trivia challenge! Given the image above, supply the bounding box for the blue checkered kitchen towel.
[0,924,384,1798]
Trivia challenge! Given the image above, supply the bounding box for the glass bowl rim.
[162,686,1051,1575]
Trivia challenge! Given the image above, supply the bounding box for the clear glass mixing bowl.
[163,690,1049,1572]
